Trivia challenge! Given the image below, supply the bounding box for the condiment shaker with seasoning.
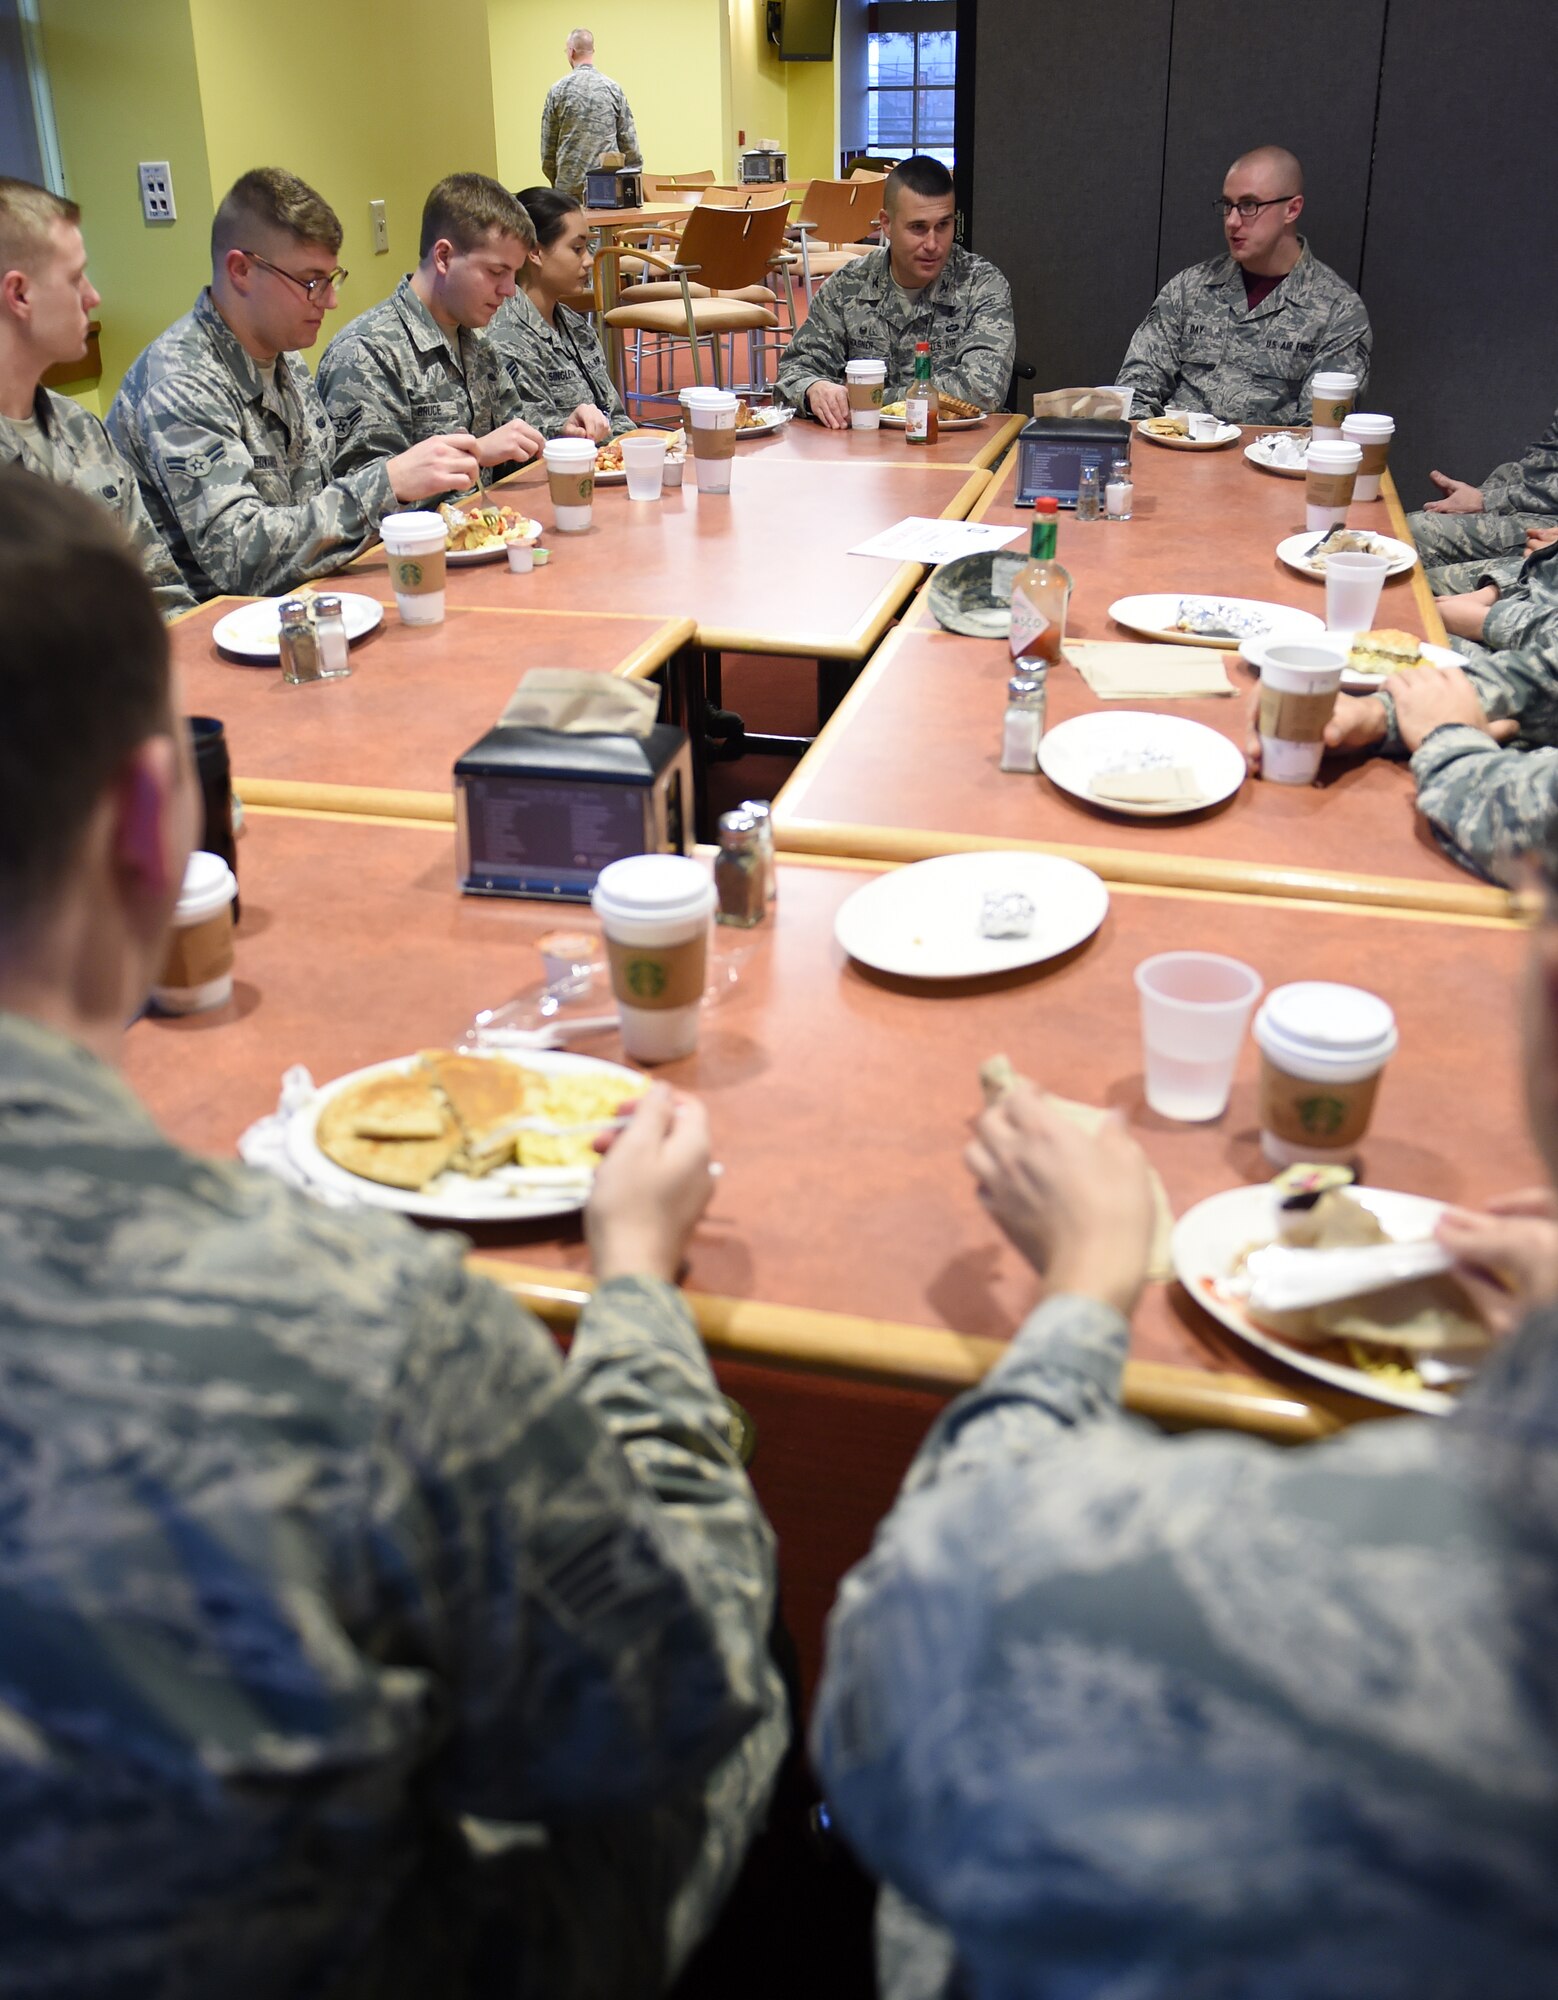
[1105,456,1134,521]
[1000,670,1046,772]
[715,809,766,928]
[277,599,321,684]
[1075,459,1102,522]
[740,797,778,905]
[312,594,352,678]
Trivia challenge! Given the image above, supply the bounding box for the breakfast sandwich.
[418,1050,543,1177]
[1346,628,1427,677]
[316,1073,462,1191]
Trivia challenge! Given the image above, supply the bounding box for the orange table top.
[746,409,1023,472]
[121,812,1538,1437]
[170,599,691,816]
[342,456,988,660]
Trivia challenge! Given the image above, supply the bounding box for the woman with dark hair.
[488,186,632,442]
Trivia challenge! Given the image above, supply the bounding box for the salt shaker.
[740,797,777,905]
[1105,457,1134,521]
[1075,459,1102,522]
[1000,671,1046,773]
[715,810,765,927]
[312,594,352,678]
[277,599,320,683]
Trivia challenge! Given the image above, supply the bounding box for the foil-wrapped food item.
[979,890,1036,939]
[1173,598,1274,641]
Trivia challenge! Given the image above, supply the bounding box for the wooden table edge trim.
[239,779,455,822]
[1382,471,1448,647]
[466,1256,1349,1441]
[768,817,1521,924]
[971,412,1027,469]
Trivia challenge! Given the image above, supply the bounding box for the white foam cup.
[1188,412,1221,442]
[1253,981,1398,1166]
[151,850,238,1014]
[845,357,888,431]
[591,853,716,1063]
[381,510,447,626]
[1342,412,1395,502]
[543,437,596,533]
[621,430,669,501]
[1310,370,1359,441]
[1253,637,1348,786]
[1134,953,1264,1122]
[1094,384,1135,419]
[681,388,739,494]
[1324,551,1392,633]
[1305,438,1362,531]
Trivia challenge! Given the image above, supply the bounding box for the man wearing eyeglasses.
[317,174,546,500]
[1116,145,1371,426]
[108,169,479,603]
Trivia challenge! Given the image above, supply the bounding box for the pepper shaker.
[277,599,320,683]
[715,810,766,928]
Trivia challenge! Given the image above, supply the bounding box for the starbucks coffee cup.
[1253,637,1348,786]
[845,357,888,431]
[591,853,716,1063]
[1309,370,1358,440]
[381,510,447,626]
[1341,412,1395,502]
[1305,438,1362,531]
[1253,981,1397,1166]
[543,437,597,532]
[151,850,237,1014]
[682,388,739,494]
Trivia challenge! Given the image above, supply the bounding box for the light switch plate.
[369,199,388,254]
[138,162,175,223]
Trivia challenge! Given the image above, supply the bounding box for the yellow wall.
[38,0,214,400]
[488,0,732,190]
[784,17,840,180]
[727,0,788,164]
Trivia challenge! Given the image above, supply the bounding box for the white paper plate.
[1321,636,1461,694]
[880,409,989,432]
[1039,711,1247,817]
[212,591,384,662]
[834,851,1108,980]
[1136,419,1240,450]
[1171,1183,1463,1417]
[1277,532,1418,580]
[285,1047,644,1221]
[1109,593,1325,650]
[446,515,544,565]
[734,405,794,437]
[1244,434,1309,478]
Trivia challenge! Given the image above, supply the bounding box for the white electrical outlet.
[138,162,175,223]
[369,199,388,254]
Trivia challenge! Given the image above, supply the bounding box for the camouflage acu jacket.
[1117,239,1372,424]
[317,277,527,497]
[107,289,391,603]
[541,64,641,204]
[0,387,193,615]
[1478,400,1558,517]
[488,286,631,439]
[814,1290,1558,1999]
[774,243,1015,415]
[0,1012,784,1999]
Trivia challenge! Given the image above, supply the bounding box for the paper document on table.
[849,518,1025,564]
[1068,641,1235,699]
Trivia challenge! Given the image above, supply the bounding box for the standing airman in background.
[541,28,642,205]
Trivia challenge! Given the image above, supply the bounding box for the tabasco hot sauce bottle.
[1008,497,1072,666]
[905,340,938,445]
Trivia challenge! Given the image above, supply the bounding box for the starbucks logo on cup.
[626,956,669,999]
[1296,1090,1347,1137]
[397,559,423,586]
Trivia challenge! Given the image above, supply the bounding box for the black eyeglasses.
[1216,196,1296,221]
[241,249,348,299]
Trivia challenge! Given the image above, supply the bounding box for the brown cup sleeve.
[606,931,708,1010]
[1258,684,1339,742]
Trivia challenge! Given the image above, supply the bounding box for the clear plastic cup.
[621,431,668,501]
[1094,383,1135,419]
[381,510,447,626]
[591,853,716,1063]
[682,387,738,494]
[846,358,887,431]
[1324,551,1392,633]
[1253,637,1349,785]
[543,437,596,532]
[1134,952,1263,1121]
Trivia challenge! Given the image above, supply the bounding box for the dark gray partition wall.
[970,0,1172,389]
[967,0,1558,514]
[1155,1,1387,294]
[1363,0,1558,510]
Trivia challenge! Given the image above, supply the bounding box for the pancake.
[316,1074,461,1191]
[418,1050,542,1176]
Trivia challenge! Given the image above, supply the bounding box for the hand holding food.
[562,402,612,443]
[965,1077,1155,1316]
[1436,1188,1558,1338]
[477,417,547,467]
[587,1083,714,1284]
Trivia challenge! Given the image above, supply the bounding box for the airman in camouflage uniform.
[108,288,392,602]
[488,285,633,439]
[1406,398,1558,595]
[1116,239,1371,424]
[541,34,641,205]
[318,275,533,495]
[774,241,1015,416]
[0,386,193,616]
[815,1263,1558,1997]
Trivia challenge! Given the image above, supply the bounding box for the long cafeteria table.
[774,431,1512,919]
[122,810,1538,1695]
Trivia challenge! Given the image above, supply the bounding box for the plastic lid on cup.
[1254,981,1398,1081]
[1342,412,1395,435]
[543,436,596,463]
[681,387,738,411]
[592,853,716,928]
[845,358,887,379]
[381,509,446,547]
[1306,438,1363,466]
[173,849,238,926]
[1311,371,1359,393]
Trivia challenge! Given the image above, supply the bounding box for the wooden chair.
[640,169,716,201]
[789,176,886,302]
[600,201,791,417]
